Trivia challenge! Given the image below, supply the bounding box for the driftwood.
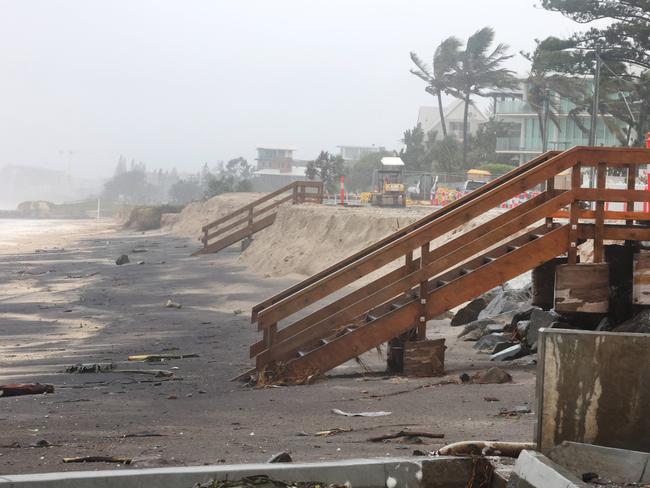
[0,383,54,397]
[367,430,445,442]
[436,441,535,458]
[63,456,131,464]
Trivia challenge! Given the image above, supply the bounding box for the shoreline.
[0,218,117,255]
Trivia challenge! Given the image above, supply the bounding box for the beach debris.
[498,405,532,417]
[436,440,535,457]
[313,427,352,437]
[137,260,145,265]
[267,451,292,463]
[490,343,526,361]
[18,266,52,276]
[472,367,512,384]
[64,363,174,377]
[65,363,115,374]
[115,254,130,265]
[121,432,165,438]
[128,353,199,362]
[233,309,244,315]
[0,383,54,397]
[132,248,148,253]
[331,408,391,417]
[30,439,51,448]
[63,455,131,464]
[165,299,182,309]
[66,271,99,279]
[367,430,444,443]
[483,396,500,402]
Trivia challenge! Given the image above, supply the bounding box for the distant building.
[255,146,296,171]
[492,82,624,164]
[252,165,310,192]
[417,100,488,141]
[337,145,385,162]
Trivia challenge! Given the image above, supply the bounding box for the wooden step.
[281,225,570,381]
[484,256,496,264]
[507,245,520,252]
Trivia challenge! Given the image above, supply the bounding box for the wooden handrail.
[251,150,563,321]
[254,146,650,330]
[201,181,322,232]
[197,180,323,255]
[255,148,581,329]
[242,146,650,380]
[255,192,573,366]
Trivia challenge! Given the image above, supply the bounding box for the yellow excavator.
[370,157,406,207]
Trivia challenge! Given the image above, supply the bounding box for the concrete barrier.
[0,456,482,488]
[536,328,650,453]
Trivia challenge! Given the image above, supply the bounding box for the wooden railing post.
[594,162,606,263]
[568,162,581,265]
[417,243,430,340]
[292,183,298,204]
[626,163,636,226]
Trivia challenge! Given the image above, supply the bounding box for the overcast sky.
[0,0,588,178]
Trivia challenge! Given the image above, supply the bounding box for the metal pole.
[542,88,550,152]
[589,46,602,147]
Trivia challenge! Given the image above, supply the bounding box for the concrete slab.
[509,450,589,488]
[536,328,650,453]
[548,442,650,484]
[0,457,477,488]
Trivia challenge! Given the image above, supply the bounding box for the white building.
[417,100,488,141]
[337,145,385,162]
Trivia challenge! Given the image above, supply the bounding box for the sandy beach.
[0,220,536,475]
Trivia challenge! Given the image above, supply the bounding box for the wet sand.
[0,223,536,474]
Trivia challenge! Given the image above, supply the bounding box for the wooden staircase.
[193,181,323,255]
[241,147,650,383]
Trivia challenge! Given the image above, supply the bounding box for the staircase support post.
[568,162,582,264]
[594,162,606,263]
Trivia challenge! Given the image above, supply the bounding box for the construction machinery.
[370,157,406,207]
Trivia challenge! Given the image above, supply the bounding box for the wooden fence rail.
[193,181,323,256]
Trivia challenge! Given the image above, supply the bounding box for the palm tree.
[452,27,518,165]
[410,37,462,138]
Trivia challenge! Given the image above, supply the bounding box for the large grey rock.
[506,306,538,333]
[451,297,489,327]
[490,343,527,361]
[526,309,563,350]
[115,254,130,265]
[613,309,650,334]
[472,367,512,384]
[458,319,496,341]
[478,286,531,321]
[473,333,510,353]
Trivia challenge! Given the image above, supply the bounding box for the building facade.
[255,146,296,171]
[417,100,488,141]
[493,84,624,164]
[337,145,385,162]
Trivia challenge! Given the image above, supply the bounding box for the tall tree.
[409,37,462,138]
[306,151,345,193]
[541,0,650,70]
[452,27,518,165]
[399,125,437,172]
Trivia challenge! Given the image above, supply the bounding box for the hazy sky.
[0,1,588,178]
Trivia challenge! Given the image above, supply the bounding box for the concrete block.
[0,457,478,488]
[509,450,588,488]
[537,329,650,454]
[548,442,650,484]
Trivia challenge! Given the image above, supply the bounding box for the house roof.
[417,100,488,133]
[254,166,308,177]
[381,157,405,167]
